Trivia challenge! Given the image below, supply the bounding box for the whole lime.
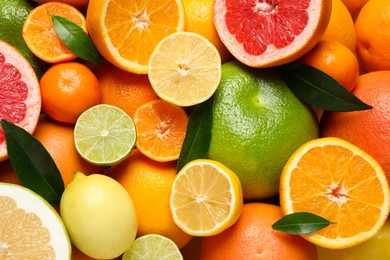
[0,0,49,78]
[60,172,138,259]
[208,60,319,200]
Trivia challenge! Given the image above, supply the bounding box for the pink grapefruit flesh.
[213,0,332,68]
[0,40,41,161]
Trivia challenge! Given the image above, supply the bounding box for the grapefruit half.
[0,40,41,161]
[213,0,332,68]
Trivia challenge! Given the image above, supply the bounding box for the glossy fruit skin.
[208,60,319,200]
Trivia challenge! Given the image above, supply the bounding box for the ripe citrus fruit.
[0,40,41,162]
[60,172,138,259]
[320,0,357,52]
[355,0,390,71]
[133,99,188,162]
[208,60,319,200]
[299,40,359,92]
[213,0,331,68]
[199,203,318,260]
[0,159,22,185]
[74,104,137,166]
[86,0,184,74]
[94,63,159,118]
[33,0,90,10]
[0,0,49,78]
[280,137,390,249]
[340,0,369,20]
[108,149,193,249]
[170,159,243,237]
[22,2,88,63]
[39,62,101,124]
[0,182,71,258]
[122,234,183,260]
[182,0,232,63]
[320,70,390,183]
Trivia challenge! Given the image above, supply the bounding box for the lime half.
[74,104,136,166]
[122,234,183,260]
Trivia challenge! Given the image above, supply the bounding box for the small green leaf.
[280,62,372,112]
[177,96,214,173]
[1,120,64,204]
[272,212,336,235]
[51,15,103,65]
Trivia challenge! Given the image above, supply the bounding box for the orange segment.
[86,0,185,74]
[133,99,189,162]
[22,2,87,63]
[280,137,390,249]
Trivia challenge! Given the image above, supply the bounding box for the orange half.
[280,137,390,249]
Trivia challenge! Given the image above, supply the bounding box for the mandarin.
[199,203,318,260]
[40,62,101,124]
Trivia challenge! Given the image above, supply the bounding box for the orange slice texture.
[22,2,87,63]
[0,40,41,162]
[86,0,185,74]
[280,137,390,249]
[213,0,332,68]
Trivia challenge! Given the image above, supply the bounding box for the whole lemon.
[60,172,137,259]
[208,60,319,200]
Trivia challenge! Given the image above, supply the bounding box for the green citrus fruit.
[0,0,49,78]
[208,60,319,200]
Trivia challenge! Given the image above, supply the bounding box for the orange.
[22,2,88,63]
[199,203,318,260]
[33,0,90,10]
[108,149,193,249]
[0,159,23,185]
[355,0,390,72]
[94,63,159,118]
[299,40,359,92]
[86,0,184,74]
[33,115,105,187]
[341,0,369,20]
[320,70,390,183]
[320,0,357,52]
[133,99,189,162]
[280,137,390,249]
[40,62,101,124]
[182,0,232,63]
[213,0,331,68]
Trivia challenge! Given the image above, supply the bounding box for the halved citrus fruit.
[22,2,87,63]
[280,137,390,249]
[133,99,189,162]
[0,182,71,258]
[148,32,221,107]
[0,40,41,162]
[86,0,185,74]
[213,0,332,68]
[170,159,243,236]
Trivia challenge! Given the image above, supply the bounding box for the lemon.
[60,172,138,259]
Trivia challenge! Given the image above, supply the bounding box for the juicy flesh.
[225,0,310,55]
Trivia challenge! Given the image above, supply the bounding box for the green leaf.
[51,15,103,65]
[177,96,214,173]
[1,120,64,204]
[280,62,372,112]
[272,212,336,235]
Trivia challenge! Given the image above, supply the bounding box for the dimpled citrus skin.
[208,60,319,200]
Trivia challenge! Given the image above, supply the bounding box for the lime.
[208,60,319,200]
[122,234,183,260]
[74,104,136,166]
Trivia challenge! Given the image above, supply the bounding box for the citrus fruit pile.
[1,0,390,259]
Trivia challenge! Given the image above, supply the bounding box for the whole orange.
[320,70,390,183]
[108,149,193,249]
[355,0,390,72]
[40,62,101,124]
[0,159,22,185]
[199,203,318,260]
[33,115,105,187]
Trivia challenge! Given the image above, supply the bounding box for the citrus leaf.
[272,212,336,235]
[0,120,64,204]
[280,62,372,112]
[177,96,214,173]
[51,15,103,65]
